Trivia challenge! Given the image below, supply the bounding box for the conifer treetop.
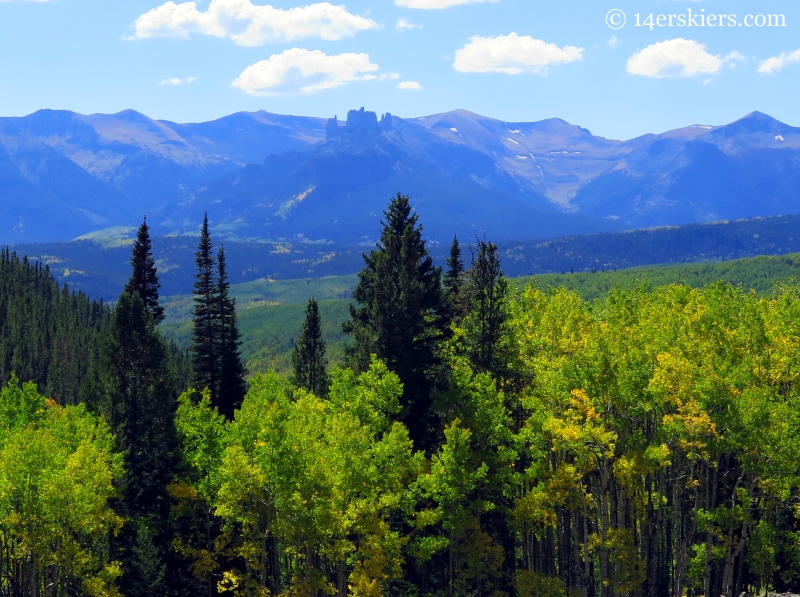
[125,217,164,324]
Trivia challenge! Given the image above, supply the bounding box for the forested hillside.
[10,212,800,301]
[522,252,800,301]
[0,249,110,404]
[155,250,800,379]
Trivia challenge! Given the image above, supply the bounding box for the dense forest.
[0,249,110,404]
[2,197,800,597]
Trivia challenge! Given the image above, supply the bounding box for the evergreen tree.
[191,213,218,401]
[100,291,177,518]
[444,235,465,321]
[98,291,178,596]
[292,298,329,397]
[124,217,164,324]
[343,193,446,447]
[215,245,247,419]
[462,239,510,380]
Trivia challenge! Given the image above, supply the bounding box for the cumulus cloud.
[132,0,378,46]
[396,18,422,30]
[395,0,496,8]
[397,81,422,90]
[160,76,197,85]
[758,48,800,74]
[453,33,583,74]
[627,38,723,78]
[232,48,379,95]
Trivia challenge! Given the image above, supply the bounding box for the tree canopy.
[344,193,446,447]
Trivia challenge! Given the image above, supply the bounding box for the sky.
[0,0,798,140]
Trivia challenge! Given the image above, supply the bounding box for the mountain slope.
[0,109,327,241]
[157,109,613,243]
[2,107,800,244]
[567,113,800,227]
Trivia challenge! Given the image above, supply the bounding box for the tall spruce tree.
[125,218,164,324]
[292,298,329,397]
[463,239,510,380]
[444,235,465,322]
[191,213,218,401]
[99,290,177,596]
[216,245,246,418]
[343,193,446,447]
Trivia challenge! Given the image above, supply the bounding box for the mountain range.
[1,107,798,244]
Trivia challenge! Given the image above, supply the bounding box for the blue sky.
[0,0,798,139]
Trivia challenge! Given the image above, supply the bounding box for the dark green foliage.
[161,298,352,378]
[125,218,165,324]
[191,213,218,401]
[128,519,168,596]
[0,249,110,405]
[99,291,178,520]
[292,298,329,396]
[189,220,247,418]
[216,246,246,418]
[344,193,446,447]
[463,239,510,380]
[96,291,179,596]
[444,235,465,320]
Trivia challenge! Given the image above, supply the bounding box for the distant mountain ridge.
[11,213,800,303]
[1,107,798,243]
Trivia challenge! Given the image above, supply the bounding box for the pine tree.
[292,298,329,397]
[100,291,177,518]
[463,239,510,380]
[215,245,246,419]
[98,290,178,596]
[125,217,164,324]
[444,235,465,322]
[191,213,218,401]
[343,193,446,447]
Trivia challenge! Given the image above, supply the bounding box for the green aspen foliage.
[0,378,123,596]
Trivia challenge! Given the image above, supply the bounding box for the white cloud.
[395,0,496,8]
[453,33,583,74]
[724,51,746,70]
[160,76,197,85]
[398,81,422,90]
[364,73,400,80]
[132,0,378,46]
[396,18,422,30]
[607,35,619,49]
[627,38,724,78]
[232,48,379,95]
[758,48,800,74]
